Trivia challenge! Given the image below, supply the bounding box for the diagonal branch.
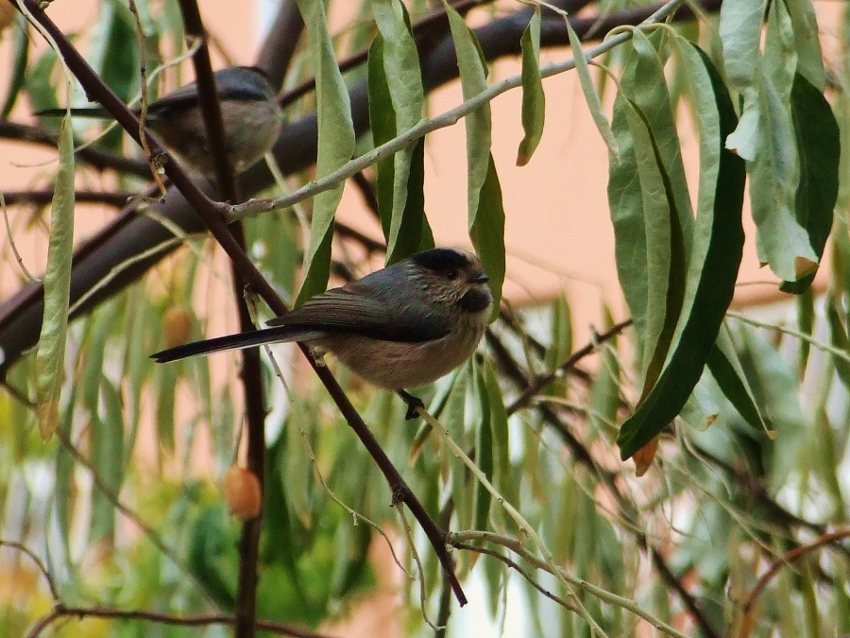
[18,0,468,607]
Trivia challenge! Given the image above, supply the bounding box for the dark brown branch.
[176,3,267,636]
[255,0,304,90]
[20,0,467,608]
[2,190,134,208]
[0,0,723,377]
[24,606,338,638]
[350,171,380,221]
[0,120,152,177]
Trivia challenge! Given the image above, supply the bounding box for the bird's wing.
[267,277,452,343]
[148,67,269,117]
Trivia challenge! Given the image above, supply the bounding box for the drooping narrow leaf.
[545,295,572,372]
[89,380,125,544]
[367,32,394,239]
[785,0,826,90]
[444,362,472,532]
[719,0,767,160]
[367,34,432,263]
[621,98,686,397]
[516,7,545,166]
[796,286,814,373]
[442,2,505,314]
[608,95,649,342]
[825,294,850,391]
[28,47,60,115]
[589,308,620,437]
[779,72,839,293]
[617,45,746,459]
[372,0,432,263]
[1,16,29,118]
[674,37,767,435]
[89,1,140,150]
[706,336,767,435]
[481,359,509,494]
[469,155,505,318]
[295,0,356,305]
[473,364,493,532]
[623,31,694,249]
[565,16,618,159]
[36,118,75,441]
[748,68,817,283]
[763,0,796,104]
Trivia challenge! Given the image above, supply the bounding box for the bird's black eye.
[446,269,459,281]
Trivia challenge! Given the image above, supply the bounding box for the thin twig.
[24,606,338,638]
[0,540,59,600]
[507,319,632,415]
[450,531,691,638]
[740,528,850,619]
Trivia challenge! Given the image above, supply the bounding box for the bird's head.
[409,248,493,320]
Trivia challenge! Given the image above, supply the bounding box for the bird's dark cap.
[410,248,475,273]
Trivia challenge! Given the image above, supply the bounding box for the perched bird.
[38,66,281,175]
[152,248,493,417]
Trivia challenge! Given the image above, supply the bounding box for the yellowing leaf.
[36,118,75,442]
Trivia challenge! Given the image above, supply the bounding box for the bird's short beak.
[475,274,489,284]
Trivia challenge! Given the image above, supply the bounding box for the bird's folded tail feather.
[151,325,325,363]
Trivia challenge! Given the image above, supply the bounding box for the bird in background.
[38,65,282,176]
[152,248,494,418]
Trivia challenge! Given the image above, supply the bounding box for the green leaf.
[372,0,433,263]
[779,72,839,293]
[785,0,825,90]
[88,380,125,544]
[442,1,504,315]
[1,16,29,119]
[481,359,509,492]
[565,16,617,159]
[469,155,505,319]
[90,1,139,149]
[624,32,694,249]
[444,362,472,531]
[367,35,433,262]
[36,118,75,442]
[295,0,356,305]
[796,286,814,373]
[674,37,768,436]
[608,95,648,340]
[473,364,493,531]
[545,295,572,371]
[825,294,850,391]
[155,362,176,452]
[621,98,686,397]
[516,8,545,166]
[27,47,60,115]
[589,308,620,437]
[749,68,817,283]
[719,0,767,160]
[706,332,767,435]
[618,45,746,460]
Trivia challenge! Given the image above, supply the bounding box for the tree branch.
[24,606,338,638]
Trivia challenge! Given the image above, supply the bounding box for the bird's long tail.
[151,325,325,363]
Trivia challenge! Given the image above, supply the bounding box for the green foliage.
[2,0,849,636]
